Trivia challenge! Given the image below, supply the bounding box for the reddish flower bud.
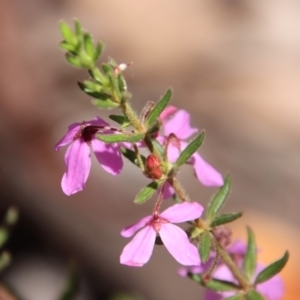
[144,154,163,179]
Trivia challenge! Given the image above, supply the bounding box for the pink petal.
[159,223,200,266]
[191,152,224,186]
[163,181,175,199]
[164,110,198,140]
[61,139,91,195]
[160,105,178,122]
[228,240,248,256]
[91,139,123,175]
[204,290,223,300]
[120,226,156,267]
[88,117,110,127]
[121,215,152,238]
[55,123,81,151]
[160,202,203,223]
[166,143,181,163]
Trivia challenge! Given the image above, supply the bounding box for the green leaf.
[151,139,165,159]
[60,41,77,54]
[245,290,265,300]
[102,63,113,75]
[120,147,146,168]
[97,133,144,143]
[145,88,172,126]
[134,181,164,204]
[89,68,107,85]
[175,131,205,167]
[210,212,243,227]
[109,115,130,127]
[223,295,243,300]
[65,53,82,68]
[83,80,101,92]
[243,226,257,281]
[94,41,104,62]
[188,273,239,292]
[206,174,231,222]
[60,21,77,45]
[93,99,119,109]
[255,251,289,285]
[74,19,82,37]
[118,74,127,92]
[59,264,79,300]
[83,33,94,58]
[198,231,211,263]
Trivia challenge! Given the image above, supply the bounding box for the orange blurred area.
[0,1,299,299]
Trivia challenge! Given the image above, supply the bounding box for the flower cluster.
[56,20,288,300]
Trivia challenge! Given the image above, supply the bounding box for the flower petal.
[55,123,81,151]
[164,110,198,140]
[160,202,203,223]
[120,226,156,267]
[191,152,224,186]
[160,223,200,266]
[160,105,178,122]
[163,181,175,200]
[204,290,223,300]
[121,215,152,238]
[91,139,123,175]
[61,139,91,195]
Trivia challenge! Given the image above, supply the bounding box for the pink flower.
[120,202,203,267]
[160,108,224,187]
[55,117,124,195]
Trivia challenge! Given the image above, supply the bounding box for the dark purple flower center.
[73,123,104,145]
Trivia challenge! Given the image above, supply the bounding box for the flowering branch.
[56,19,289,300]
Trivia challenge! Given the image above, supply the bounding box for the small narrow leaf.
[134,181,164,204]
[243,226,257,281]
[223,295,243,300]
[210,212,243,227]
[97,133,144,143]
[60,41,77,53]
[60,21,77,45]
[102,63,113,75]
[151,139,165,159]
[93,99,119,109]
[118,74,127,92]
[109,115,130,127]
[175,131,205,168]
[74,19,82,36]
[198,231,211,263]
[120,148,146,168]
[65,53,82,68]
[206,174,231,222]
[94,41,104,62]
[255,251,289,285]
[83,33,94,58]
[188,273,239,292]
[245,290,265,300]
[145,89,172,126]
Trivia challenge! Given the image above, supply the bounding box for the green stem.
[216,241,250,290]
[169,177,189,202]
[121,101,144,132]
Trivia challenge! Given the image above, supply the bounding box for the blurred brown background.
[0,0,299,299]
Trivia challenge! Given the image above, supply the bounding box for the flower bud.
[144,154,163,179]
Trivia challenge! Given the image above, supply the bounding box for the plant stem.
[169,177,189,202]
[216,241,250,290]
